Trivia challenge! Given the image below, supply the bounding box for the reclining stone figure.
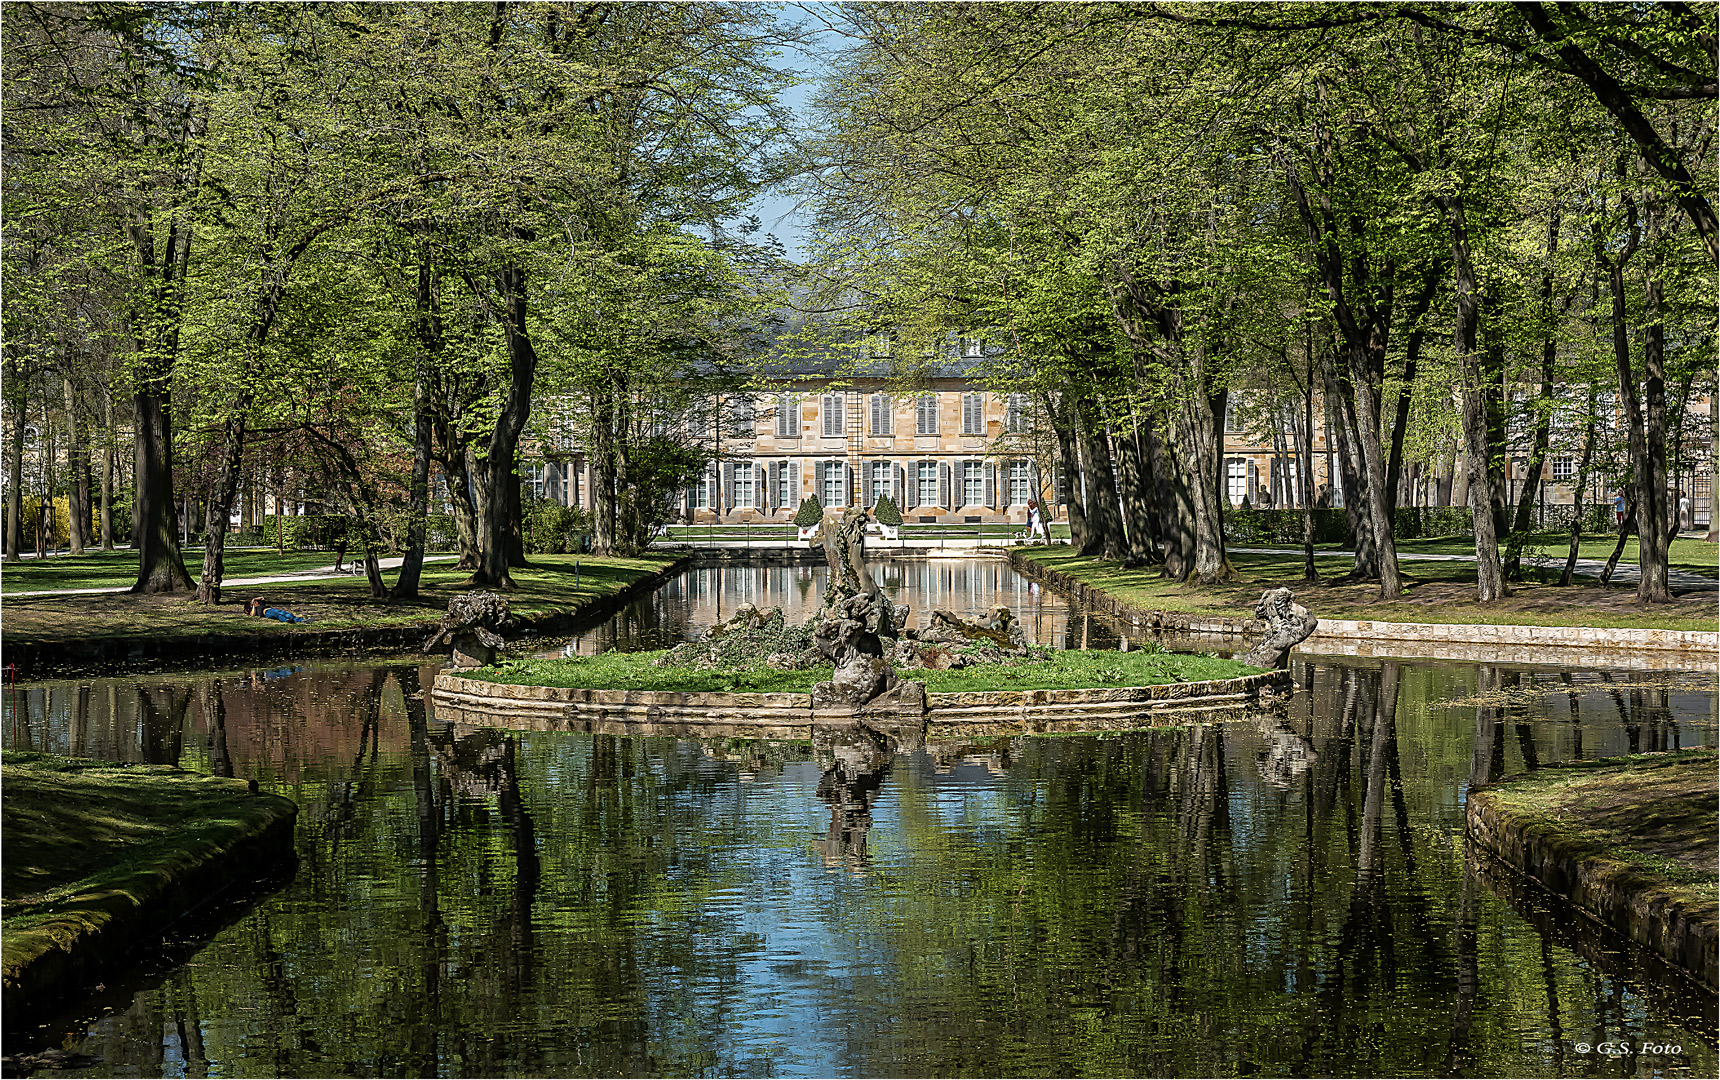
[426,591,514,668]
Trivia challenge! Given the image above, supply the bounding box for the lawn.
[1,553,681,650]
[471,645,1257,694]
[1017,548,1719,632]
[1246,532,1718,578]
[1,547,456,595]
[1,751,296,935]
[1477,748,1717,909]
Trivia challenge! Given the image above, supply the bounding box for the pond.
[3,559,1716,1078]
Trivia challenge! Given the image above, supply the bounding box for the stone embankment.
[1466,750,1717,993]
[2,755,299,1024]
[431,668,1290,738]
[1007,549,1719,665]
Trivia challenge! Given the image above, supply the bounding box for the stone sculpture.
[425,590,513,668]
[914,606,1029,654]
[1241,588,1318,669]
[811,591,899,709]
[703,602,784,641]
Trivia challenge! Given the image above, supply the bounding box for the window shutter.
[767,461,780,511]
[815,461,826,503]
[789,461,799,505]
[939,461,951,508]
[905,463,917,508]
[721,461,735,512]
[863,463,874,506]
[845,463,854,508]
[895,464,905,506]
[985,463,996,508]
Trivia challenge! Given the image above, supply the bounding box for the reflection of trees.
[136,684,190,765]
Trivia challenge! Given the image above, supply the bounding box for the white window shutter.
[863,464,873,506]
[939,462,951,508]
[767,461,780,510]
[815,461,826,502]
[985,463,996,508]
[789,461,799,505]
[905,463,917,508]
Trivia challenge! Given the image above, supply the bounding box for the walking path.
[1228,547,1718,591]
[6,555,459,599]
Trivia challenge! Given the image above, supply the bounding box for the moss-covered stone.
[2,752,298,1021]
[1467,748,1718,991]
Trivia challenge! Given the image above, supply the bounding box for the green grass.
[1,546,458,595]
[1480,748,1717,908]
[1250,532,1718,579]
[1,751,289,927]
[1018,548,1719,632]
[2,553,681,649]
[472,645,1258,694]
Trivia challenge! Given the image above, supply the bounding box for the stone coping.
[1009,550,1719,659]
[1,767,298,1023]
[431,668,1289,735]
[1467,764,1717,992]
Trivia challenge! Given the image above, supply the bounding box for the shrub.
[793,494,823,527]
[873,493,902,527]
[524,499,593,554]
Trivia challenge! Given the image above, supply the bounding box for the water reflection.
[3,648,1717,1074]
[555,558,1109,655]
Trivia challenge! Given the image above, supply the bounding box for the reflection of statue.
[814,725,895,872]
[1254,717,1318,788]
[1242,589,1317,669]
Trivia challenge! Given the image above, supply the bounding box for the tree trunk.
[1636,242,1672,602]
[1342,337,1402,599]
[1561,393,1599,587]
[470,260,538,588]
[393,363,434,600]
[62,376,89,555]
[1145,411,1193,580]
[100,389,116,551]
[196,413,248,604]
[1301,342,1319,583]
[1446,195,1505,602]
[1112,418,1158,566]
[4,367,24,562]
[131,377,193,593]
[1324,364,1376,579]
[1076,396,1126,560]
[589,386,618,555]
[1182,379,1233,585]
[1505,214,1562,582]
[1383,266,1442,523]
[1049,395,1088,552]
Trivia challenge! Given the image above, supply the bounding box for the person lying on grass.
[245,596,311,624]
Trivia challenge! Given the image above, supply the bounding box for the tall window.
[1004,394,1026,433]
[524,462,548,499]
[918,461,939,507]
[869,393,893,436]
[1550,457,1574,480]
[961,393,984,435]
[776,393,796,438]
[729,396,755,437]
[823,461,846,507]
[778,462,794,508]
[962,461,984,505]
[1226,458,1247,504]
[695,468,713,508]
[1008,459,1031,504]
[916,394,938,435]
[870,461,894,503]
[822,393,844,437]
[733,462,755,510]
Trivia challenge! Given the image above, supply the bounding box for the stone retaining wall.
[1,784,298,1023]
[1008,550,1719,662]
[431,669,1289,736]
[1467,786,1717,992]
